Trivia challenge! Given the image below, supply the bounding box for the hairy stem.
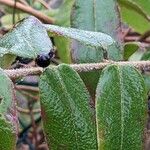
[4,61,150,79]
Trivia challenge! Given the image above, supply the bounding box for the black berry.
[35,51,54,67]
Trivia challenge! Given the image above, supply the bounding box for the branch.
[0,0,54,24]
[139,30,150,41]
[4,61,150,79]
[34,0,50,9]
[15,85,39,92]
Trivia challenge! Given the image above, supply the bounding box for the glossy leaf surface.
[39,64,97,149]
[0,69,18,150]
[96,65,146,149]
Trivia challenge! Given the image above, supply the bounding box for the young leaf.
[132,0,150,16]
[141,48,150,60]
[1,13,28,28]
[0,54,16,69]
[44,24,114,49]
[143,74,150,93]
[39,64,97,149]
[123,42,140,60]
[0,16,53,58]
[118,0,150,34]
[0,69,18,150]
[96,65,146,149]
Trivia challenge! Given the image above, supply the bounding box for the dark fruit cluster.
[35,51,54,67]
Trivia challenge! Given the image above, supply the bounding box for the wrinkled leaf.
[44,24,114,49]
[118,0,150,34]
[123,42,140,60]
[96,65,146,149]
[39,64,97,149]
[0,16,53,58]
[0,69,18,150]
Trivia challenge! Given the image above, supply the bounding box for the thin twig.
[19,90,39,101]
[19,0,29,6]
[28,101,38,149]
[12,0,17,24]
[139,30,150,42]
[17,106,41,114]
[19,117,41,138]
[35,0,50,9]
[15,85,39,92]
[0,0,54,24]
[4,61,150,79]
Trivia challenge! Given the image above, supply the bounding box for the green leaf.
[118,0,150,34]
[44,24,114,49]
[0,16,53,58]
[143,74,150,93]
[71,0,122,98]
[39,64,97,149]
[0,54,16,69]
[141,48,150,60]
[0,69,18,150]
[132,0,150,16]
[71,0,122,62]
[1,13,28,28]
[79,70,101,100]
[51,0,75,63]
[123,42,140,60]
[96,65,146,149]
[45,0,75,63]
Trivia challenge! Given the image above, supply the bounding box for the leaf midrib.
[117,66,124,150]
[54,69,79,149]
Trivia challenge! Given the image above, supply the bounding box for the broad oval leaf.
[39,64,97,149]
[0,69,18,150]
[44,24,114,49]
[96,65,146,149]
[0,16,53,58]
